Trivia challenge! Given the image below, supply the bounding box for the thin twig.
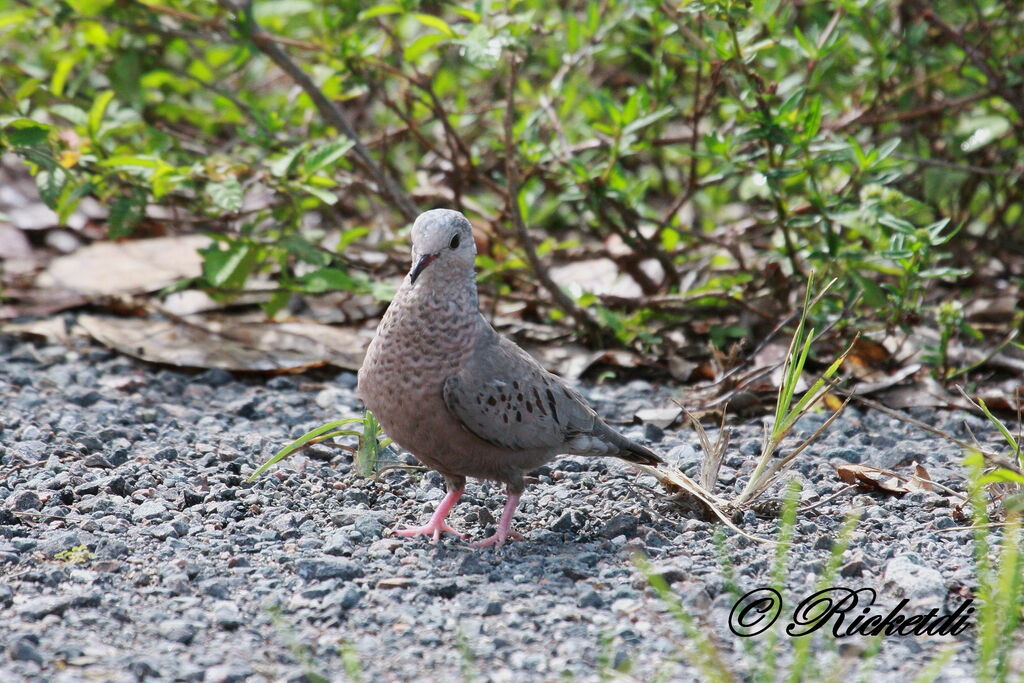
[798,484,858,512]
[502,55,604,343]
[215,0,419,221]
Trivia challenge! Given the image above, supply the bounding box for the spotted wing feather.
[443,331,596,452]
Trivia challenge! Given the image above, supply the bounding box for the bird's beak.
[410,252,439,284]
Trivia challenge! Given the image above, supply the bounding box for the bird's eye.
[449,233,461,249]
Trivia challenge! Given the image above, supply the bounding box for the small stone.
[643,423,664,443]
[883,554,945,605]
[154,447,178,462]
[353,516,384,539]
[39,530,91,556]
[131,500,166,522]
[68,390,102,407]
[294,558,362,582]
[600,514,638,539]
[182,490,206,508]
[840,559,867,577]
[158,619,198,644]
[19,596,73,620]
[336,587,363,610]
[82,454,113,469]
[823,447,861,464]
[551,511,578,533]
[578,589,604,609]
[0,584,13,608]
[199,368,233,387]
[458,554,489,575]
[148,523,179,540]
[7,635,43,665]
[204,663,253,683]
[315,387,345,410]
[213,602,243,630]
[7,490,41,511]
[482,600,502,616]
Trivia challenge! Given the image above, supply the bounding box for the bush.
[1,0,1019,356]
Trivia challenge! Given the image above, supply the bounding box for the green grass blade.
[248,418,363,481]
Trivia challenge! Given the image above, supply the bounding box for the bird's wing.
[443,330,597,452]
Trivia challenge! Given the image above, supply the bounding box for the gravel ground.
[0,333,1011,682]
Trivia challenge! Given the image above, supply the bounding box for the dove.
[357,209,662,547]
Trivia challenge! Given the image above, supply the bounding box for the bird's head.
[408,209,477,285]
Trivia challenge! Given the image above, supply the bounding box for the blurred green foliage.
[1,0,1020,357]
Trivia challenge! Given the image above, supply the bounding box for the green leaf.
[13,78,41,103]
[97,155,162,170]
[36,167,70,209]
[206,178,244,213]
[455,24,511,68]
[280,235,332,266]
[778,87,806,116]
[269,143,307,177]
[878,214,915,235]
[404,33,448,61]
[850,272,886,308]
[875,137,901,162]
[108,188,146,238]
[622,106,674,136]
[50,54,77,97]
[802,96,822,139]
[296,267,358,293]
[358,4,402,20]
[54,178,91,225]
[300,183,338,205]
[413,13,455,37]
[65,0,115,14]
[262,290,291,318]
[4,120,51,147]
[88,90,115,139]
[302,139,354,176]
[201,241,257,290]
[253,0,314,18]
[336,227,370,251]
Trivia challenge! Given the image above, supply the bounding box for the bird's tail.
[616,438,663,467]
[570,421,663,466]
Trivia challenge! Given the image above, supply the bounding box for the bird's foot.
[471,529,525,548]
[394,521,465,543]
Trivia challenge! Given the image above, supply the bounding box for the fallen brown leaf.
[0,317,70,345]
[836,463,919,495]
[912,461,934,492]
[77,313,367,372]
[36,235,209,296]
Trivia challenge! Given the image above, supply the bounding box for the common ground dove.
[357,209,662,547]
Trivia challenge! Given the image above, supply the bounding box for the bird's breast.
[358,287,478,429]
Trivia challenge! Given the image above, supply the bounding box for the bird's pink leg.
[394,489,465,542]
[472,493,525,548]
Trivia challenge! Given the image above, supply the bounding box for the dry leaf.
[0,288,89,319]
[912,462,934,492]
[877,378,974,410]
[836,463,916,495]
[0,317,70,344]
[77,314,367,372]
[635,406,682,429]
[846,338,891,381]
[36,235,209,296]
[549,258,646,298]
[852,363,921,395]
